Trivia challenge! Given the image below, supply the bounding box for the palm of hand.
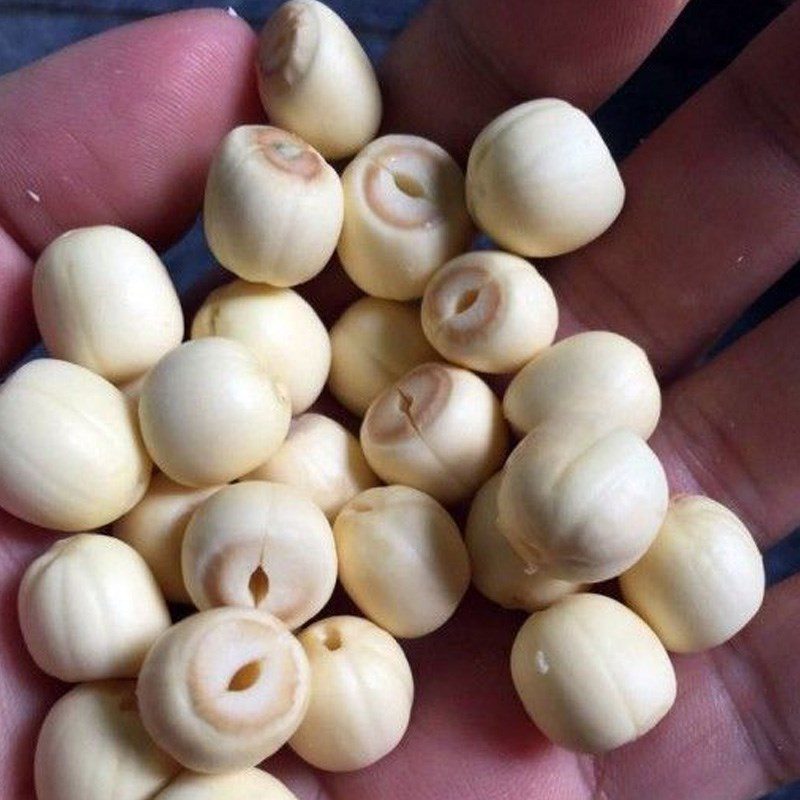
[0,3,799,799]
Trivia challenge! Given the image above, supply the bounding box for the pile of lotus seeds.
[0,2,767,798]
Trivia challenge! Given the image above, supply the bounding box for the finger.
[379,0,689,159]
[592,576,800,800]
[653,297,800,549]
[0,9,260,368]
[0,9,259,254]
[550,1,800,378]
[0,512,61,799]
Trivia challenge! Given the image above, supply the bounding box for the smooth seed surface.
[257,0,381,159]
[247,414,379,520]
[498,419,669,582]
[289,616,414,771]
[153,769,298,799]
[0,359,151,531]
[466,99,625,257]
[334,486,470,637]
[620,495,765,652]
[138,338,291,488]
[35,681,179,800]
[204,125,343,286]
[503,331,661,439]
[466,474,582,612]
[113,473,222,605]
[191,280,330,414]
[33,225,183,384]
[328,296,438,417]
[511,594,677,753]
[18,534,171,682]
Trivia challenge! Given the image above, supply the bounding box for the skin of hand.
[1,3,799,799]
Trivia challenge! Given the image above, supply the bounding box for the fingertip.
[0,8,263,255]
[152,6,259,63]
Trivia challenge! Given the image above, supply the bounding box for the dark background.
[0,1,798,797]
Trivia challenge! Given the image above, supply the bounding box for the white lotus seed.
[113,473,222,605]
[257,0,381,160]
[328,296,439,417]
[35,681,180,800]
[247,414,379,520]
[191,280,330,414]
[137,607,310,773]
[498,419,668,582]
[503,331,661,439]
[334,486,470,637]
[511,594,676,753]
[0,359,151,531]
[466,474,582,612]
[138,338,291,488]
[18,534,171,682]
[154,769,298,800]
[119,371,149,409]
[620,495,765,652]
[289,616,414,771]
[360,363,508,504]
[466,99,625,256]
[338,135,473,300]
[181,481,337,629]
[204,125,343,286]
[32,226,183,384]
[421,250,558,373]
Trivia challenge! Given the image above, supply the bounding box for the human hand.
[0,2,798,798]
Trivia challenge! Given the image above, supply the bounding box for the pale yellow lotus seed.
[511,594,676,753]
[421,250,558,373]
[503,331,661,439]
[257,0,381,160]
[0,359,151,531]
[191,280,330,414]
[289,616,414,771]
[35,681,180,800]
[138,338,291,488]
[360,363,508,504]
[32,226,183,384]
[620,495,765,653]
[204,125,343,286]
[19,534,171,682]
[338,135,473,300]
[334,486,470,637]
[154,769,298,800]
[181,481,337,629]
[328,296,438,417]
[466,474,582,612]
[247,414,379,519]
[137,607,310,773]
[466,99,625,257]
[113,473,222,605]
[498,419,668,582]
